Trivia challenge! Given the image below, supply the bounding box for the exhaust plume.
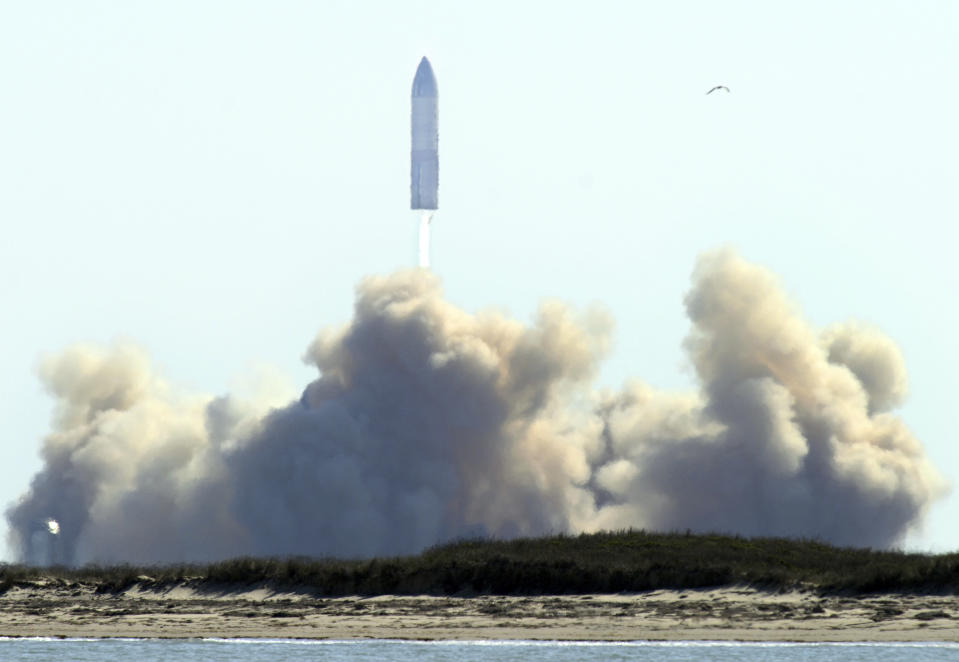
[418,212,432,268]
[5,250,945,564]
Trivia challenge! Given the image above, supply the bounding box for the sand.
[1,580,958,641]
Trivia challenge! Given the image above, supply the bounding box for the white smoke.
[5,250,946,564]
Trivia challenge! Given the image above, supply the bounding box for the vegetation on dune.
[2,530,959,596]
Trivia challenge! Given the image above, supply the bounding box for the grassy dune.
[3,530,959,596]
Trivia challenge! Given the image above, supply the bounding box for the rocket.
[411,56,438,210]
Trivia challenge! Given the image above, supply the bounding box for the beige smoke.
[592,250,945,546]
[5,251,946,564]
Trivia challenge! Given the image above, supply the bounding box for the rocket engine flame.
[418,212,432,268]
[4,250,945,565]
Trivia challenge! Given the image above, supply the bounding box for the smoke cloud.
[5,250,946,564]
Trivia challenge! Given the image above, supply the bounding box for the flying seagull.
[706,85,730,95]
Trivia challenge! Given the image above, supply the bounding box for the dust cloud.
[6,250,945,564]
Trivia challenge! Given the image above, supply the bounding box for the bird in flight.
[706,85,730,95]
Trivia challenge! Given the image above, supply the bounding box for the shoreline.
[3,637,959,647]
[2,582,958,642]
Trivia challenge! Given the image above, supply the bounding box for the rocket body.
[411,57,438,210]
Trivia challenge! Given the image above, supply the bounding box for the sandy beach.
[1,580,957,641]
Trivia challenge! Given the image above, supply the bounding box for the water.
[4,638,959,661]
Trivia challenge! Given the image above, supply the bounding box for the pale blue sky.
[2,1,957,560]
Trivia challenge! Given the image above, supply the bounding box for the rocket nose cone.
[412,57,437,97]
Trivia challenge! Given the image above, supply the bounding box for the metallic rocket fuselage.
[411,57,438,210]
